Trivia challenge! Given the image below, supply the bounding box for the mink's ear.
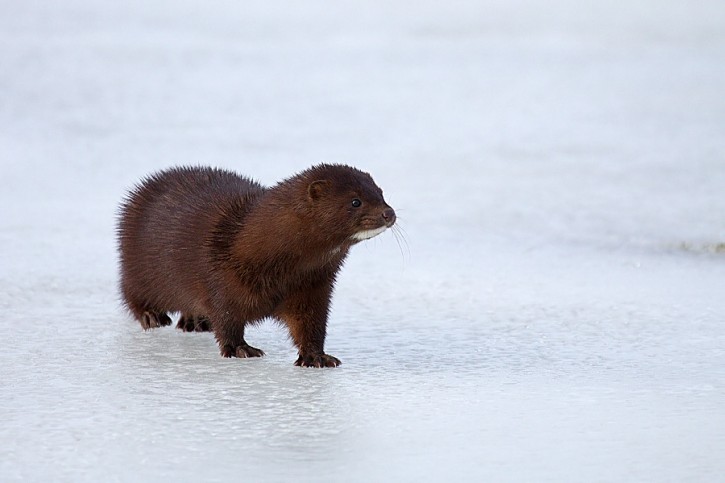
[308,180,330,201]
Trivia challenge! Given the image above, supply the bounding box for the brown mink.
[117,164,396,367]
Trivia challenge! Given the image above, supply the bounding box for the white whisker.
[391,224,410,261]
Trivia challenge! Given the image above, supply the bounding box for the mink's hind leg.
[141,311,172,329]
[213,319,265,359]
[176,314,212,332]
[125,297,171,329]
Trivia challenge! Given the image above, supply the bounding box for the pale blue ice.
[1,1,724,481]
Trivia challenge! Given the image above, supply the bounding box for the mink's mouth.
[351,225,388,241]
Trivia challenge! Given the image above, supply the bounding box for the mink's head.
[299,164,396,243]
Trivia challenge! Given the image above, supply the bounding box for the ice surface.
[1,0,724,481]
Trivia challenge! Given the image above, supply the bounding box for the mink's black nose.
[382,208,396,226]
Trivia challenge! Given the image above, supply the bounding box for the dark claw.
[221,344,265,358]
[294,353,341,368]
[194,316,211,332]
[141,311,171,329]
[235,344,265,358]
[177,315,212,332]
[157,313,172,327]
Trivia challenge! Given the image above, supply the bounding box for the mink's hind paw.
[140,311,172,329]
[221,344,265,358]
[176,315,211,332]
[295,353,341,368]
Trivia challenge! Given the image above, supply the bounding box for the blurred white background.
[1,1,724,481]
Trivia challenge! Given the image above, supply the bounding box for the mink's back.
[118,166,265,314]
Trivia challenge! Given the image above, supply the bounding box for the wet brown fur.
[117,164,395,367]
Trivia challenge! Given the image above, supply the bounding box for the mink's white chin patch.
[352,226,387,241]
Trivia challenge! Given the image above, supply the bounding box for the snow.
[1,0,725,481]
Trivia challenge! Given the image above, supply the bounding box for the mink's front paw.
[294,353,341,368]
[220,344,265,358]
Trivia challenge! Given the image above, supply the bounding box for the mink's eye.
[351,198,362,208]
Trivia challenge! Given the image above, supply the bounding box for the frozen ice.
[1,0,724,481]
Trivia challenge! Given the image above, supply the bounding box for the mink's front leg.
[210,306,265,359]
[294,352,341,368]
[276,279,340,368]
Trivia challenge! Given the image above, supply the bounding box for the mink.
[117,164,396,367]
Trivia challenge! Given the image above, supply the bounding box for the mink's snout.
[382,207,396,226]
